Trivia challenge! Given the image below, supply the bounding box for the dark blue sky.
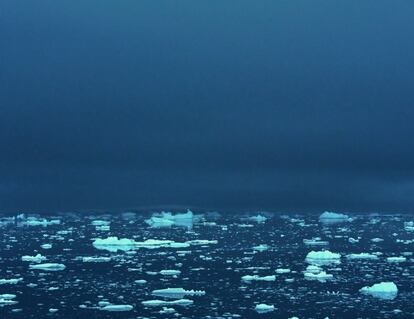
[1,1,414,213]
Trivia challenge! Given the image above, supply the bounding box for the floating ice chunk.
[305,265,322,274]
[348,237,360,243]
[346,253,379,260]
[92,237,136,252]
[100,304,133,312]
[360,282,398,300]
[21,254,47,263]
[386,256,406,263]
[319,211,350,224]
[152,287,205,299]
[0,278,23,285]
[41,244,52,249]
[49,308,59,313]
[159,270,181,276]
[303,238,329,246]
[275,268,291,274]
[145,210,194,228]
[255,303,275,313]
[371,238,384,243]
[82,256,111,263]
[135,279,147,284]
[186,239,217,246]
[160,307,176,314]
[91,220,110,226]
[0,294,18,307]
[29,263,66,271]
[253,244,269,251]
[242,275,276,282]
[247,214,268,223]
[306,251,341,265]
[404,221,414,231]
[20,217,60,226]
[304,271,333,282]
[142,299,194,307]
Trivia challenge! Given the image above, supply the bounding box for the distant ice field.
[0,211,413,318]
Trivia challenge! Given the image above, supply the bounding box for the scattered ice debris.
[142,299,194,307]
[0,278,23,285]
[152,288,205,298]
[346,253,379,260]
[21,254,47,263]
[359,282,398,300]
[305,250,341,265]
[255,303,275,313]
[386,256,406,263]
[242,275,276,282]
[82,256,111,263]
[319,211,350,224]
[29,263,66,271]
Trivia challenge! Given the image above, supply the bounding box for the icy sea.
[1,211,414,319]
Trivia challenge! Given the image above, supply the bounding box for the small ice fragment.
[29,263,66,271]
[255,303,275,313]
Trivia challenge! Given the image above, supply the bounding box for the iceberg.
[100,304,133,312]
[92,237,136,252]
[0,278,23,285]
[21,254,47,263]
[242,275,276,282]
[304,271,333,282]
[346,253,379,260]
[360,282,398,300]
[82,256,111,263]
[306,250,341,265]
[319,211,350,224]
[159,270,181,276]
[145,210,194,228]
[142,299,194,307]
[152,287,205,299]
[386,256,406,263]
[255,304,275,313]
[29,263,66,271]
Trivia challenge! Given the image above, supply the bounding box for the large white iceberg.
[359,282,398,300]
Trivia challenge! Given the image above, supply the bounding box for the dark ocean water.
[0,212,413,318]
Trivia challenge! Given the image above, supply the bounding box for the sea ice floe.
[142,299,194,307]
[255,303,275,313]
[305,251,341,265]
[29,263,66,271]
[359,282,398,300]
[145,210,194,228]
[152,287,205,299]
[21,254,47,263]
[386,256,406,263]
[319,211,350,224]
[303,238,329,246]
[275,268,291,274]
[82,256,111,263]
[159,270,181,276]
[100,304,134,312]
[346,253,379,260]
[304,271,333,282]
[246,214,268,223]
[242,275,276,282]
[0,278,23,285]
[253,244,269,251]
[0,294,18,307]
